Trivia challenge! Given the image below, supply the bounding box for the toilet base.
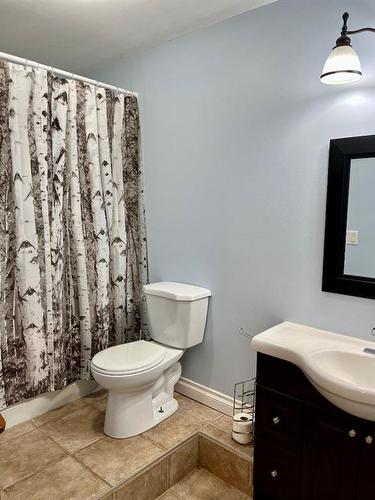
[103,362,181,438]
[153,397,179,427]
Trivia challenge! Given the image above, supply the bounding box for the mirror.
[322,135,375,299]
[344,158,375,279]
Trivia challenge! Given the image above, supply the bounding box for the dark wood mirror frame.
[322,134,375,300]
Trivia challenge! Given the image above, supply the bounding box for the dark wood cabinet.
[300,406,359,500]
[253,354,375,500]
[356,424,375,500]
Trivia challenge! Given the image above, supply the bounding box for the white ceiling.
[0,0,275,73]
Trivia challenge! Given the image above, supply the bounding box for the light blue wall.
[345,158,375,279]
[91,0,375,396]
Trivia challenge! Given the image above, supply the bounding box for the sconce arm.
[337,13,375,46]
[347,27,375,35]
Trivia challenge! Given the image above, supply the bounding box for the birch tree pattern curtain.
[0,62,148,408]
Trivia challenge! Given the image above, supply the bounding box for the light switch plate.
[346,230,359,245]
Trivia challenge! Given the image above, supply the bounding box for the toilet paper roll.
[232,412,252,434]
[232,430,252,445]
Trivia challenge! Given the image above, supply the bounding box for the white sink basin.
[251,322,375,421]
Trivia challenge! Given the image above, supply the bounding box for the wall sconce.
[321,12,375,85]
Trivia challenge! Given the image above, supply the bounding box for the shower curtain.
[0,61,148,408]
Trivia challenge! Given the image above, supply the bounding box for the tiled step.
[157,468,252,500]
[0,392,253,499]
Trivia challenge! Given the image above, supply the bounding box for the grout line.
[1,454,69,493]
[70,454,114,500]
[35,417,106,454]
[100,454,169,497]
[68,435,107,454]
[157,490,184,500]
[140,429,198,452]
[197,468,252,498]
[164,468,198,499]
[0,425,37,448]
[101,435,199,499]
[198,431,253,462]
[18,424,70,456]
[210,413,225,424]
[76,434,194,496]
[140,433,169,452]
[31,401,90,428]
[166,446,171,490]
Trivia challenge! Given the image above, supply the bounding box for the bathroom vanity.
[251,322,375,500]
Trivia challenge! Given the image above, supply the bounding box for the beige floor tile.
[170,468,251,500]
[0,420,35,445]
[40,406,105,452]
[88,396,107,412]
[84,390,108,412]
[169,436,199,487]
[199,435,252,495]
[142,412,198,451]
[75,435,164,486]
[84,389,107,403]
[32,398,88,427]
[175,395,221,422]
[212,415,232,434]
[0,429,66,489]
[157,492,181,500]
[2,456,110,500]
[201,424,253,460]
[143,396,221,450]
[114,457,168,500]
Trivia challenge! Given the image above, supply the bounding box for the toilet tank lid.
[143,282,211,301]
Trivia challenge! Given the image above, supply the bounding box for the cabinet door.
[300,406,360,500]
[356,424,375,500]
[253,439,300,500]
[255,385,302,454]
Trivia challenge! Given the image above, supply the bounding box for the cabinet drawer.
[253,439,300,500]
[255,385,302,453]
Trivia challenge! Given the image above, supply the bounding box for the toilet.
[91,281,211,438]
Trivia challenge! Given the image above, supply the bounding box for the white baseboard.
[2,380,98,428]
[175,377,233,416]
[3,377,233,429]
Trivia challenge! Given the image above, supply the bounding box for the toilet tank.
[143,282,211,349]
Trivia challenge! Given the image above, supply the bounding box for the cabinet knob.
[348,429,357,438]
[365,435,373,444]
[270,470,278,478]
[272,416,280,425]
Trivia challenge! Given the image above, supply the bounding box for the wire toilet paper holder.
[232,378,255,443]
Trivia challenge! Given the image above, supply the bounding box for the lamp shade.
[320,44,362,84]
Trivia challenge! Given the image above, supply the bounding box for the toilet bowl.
[91,340,183,438]
[91,282,211,438]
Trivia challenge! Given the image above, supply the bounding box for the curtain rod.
[0,51,138,97]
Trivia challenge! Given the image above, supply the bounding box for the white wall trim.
[175,377,233,416]
[2,380,98,428]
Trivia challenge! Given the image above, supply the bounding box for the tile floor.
[158,468,251,500]
[0,391,253,499]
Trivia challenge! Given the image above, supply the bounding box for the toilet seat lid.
[91,340,166,375]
